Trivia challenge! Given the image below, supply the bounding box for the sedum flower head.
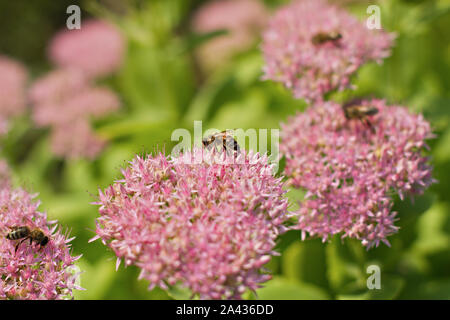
[0,184,82,299]
[193,0,268,70]
[29,69,120,127]
[92,149,289,299]
[29,68,120,159]
[262,0,394,102]
[0,55,28,135]
[50,118,107,160]
[48,20,125,79]
[280,99,434,248]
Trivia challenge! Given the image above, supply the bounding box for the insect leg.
[222,137,228,154]
[364,118,376,134]
[15,237,29,253]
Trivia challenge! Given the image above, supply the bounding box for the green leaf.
[64,159,98,192]
[42,193,96,222]
[97,114,175,140]
[11,138,55,193]
[337,276,405,300]
[73,259,117,300]
[256,276,329,300]
[183,71,239,124]
[415,278,450,299]
[118,43,194,115]
[282,240,329,289]
[434,127,450,163]
[326,238,367,292]
[275,155,286,177]
[233,51,264,87]
[284,187,306,212]
[167,284,194,300]
[411,202,450,254]
[208,89,269,130]
[182,30,229,53]
[391,192,435,250]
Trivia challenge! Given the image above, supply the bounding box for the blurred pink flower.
[280,100,434,248]
[0,184,82,299]
[262,0,394,102]
[92,149,290,299]
[0,56,28,135]
[192,0,268,70]
[29,68,87,127]
[0,160,10,187]
[48,20,125,79]
[50,118,107,160]
[28,68,85,104]
[29,68,120,159]
[64,86,121,119]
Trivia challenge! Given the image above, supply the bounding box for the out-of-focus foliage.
[0,0,448,299]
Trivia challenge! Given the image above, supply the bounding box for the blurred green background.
[0,0,449,299]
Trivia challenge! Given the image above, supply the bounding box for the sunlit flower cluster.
[280,99,434,248]
[29,68,120,159]
[193,0,268,71]
[0,56,28,135]
[92,149,290,299]
[48,19,125,79]
[0,183,82,299]
[27,19,124,159]
[262,0,394,102]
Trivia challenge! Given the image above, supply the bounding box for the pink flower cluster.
[0,183,82,299]
[0,160,10,187]
[92,149,290,299]
[193,0,268,70]
[262,0,394,102]
[0,56,28,135]
[28,19,124,159]
[48,20,125,79]
[280,100,434,248]
[29,69,120,159]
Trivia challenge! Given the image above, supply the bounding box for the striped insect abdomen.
[6,226,30,240]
